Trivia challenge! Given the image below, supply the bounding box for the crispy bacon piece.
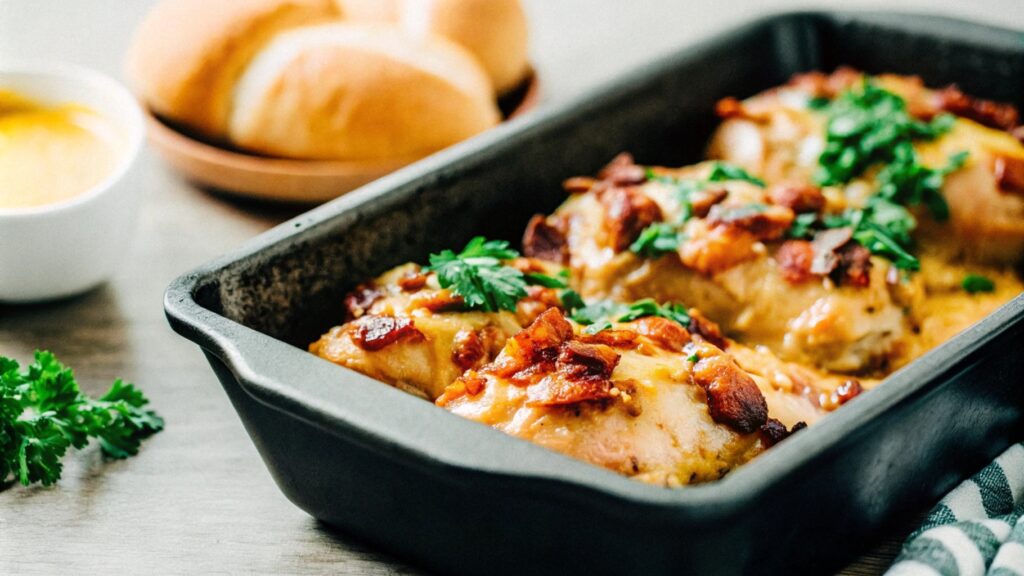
[767,183,826,214]
[715,96,747,119]
[563,176,598,193]
[343,284,383,320]
[578,329,640,349]
[522,214,570,264]
[836,243,872,288]
[490,308,574,378]
[436,371,487,406]
[787,67,862,99]
[598,153,647,186]
[994,155,1024,196]
[410,289,464,312]
[397,271,427,292]
[600,186,664,251]
[809,228,872,287]
[452,329,486,370]
[526,341,620,406]
[689,187,729,218]
[687,310,727,350]
[352,315,423,351]
[633,316,691,352]
[937,85,1020,131]
[776,240,815,284]
[679,225,759,275]
[707,204,795,241]
[759,418,807,448]
[691,354,769,434]
[819,379,863,411]
[809,228,854,276]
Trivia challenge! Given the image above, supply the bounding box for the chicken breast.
[439,308,851,486]
[708,69,1024,265]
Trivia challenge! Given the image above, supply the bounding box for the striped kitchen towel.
[886,442,1024,576]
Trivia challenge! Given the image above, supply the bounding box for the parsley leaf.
[571,298,691,334]
[962,274,995,294]
[425,237,528,312]
[793,198,921,270]
[524,272,567,289]
[1,351,163,487]
[707,162,766,187]
[629,223,685,257]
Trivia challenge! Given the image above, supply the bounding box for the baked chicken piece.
[527,155,923,373]
[310,259,570,400]
[708,68,1024,265]
[438,307,856,486]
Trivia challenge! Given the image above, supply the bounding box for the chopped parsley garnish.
[962,274,996,294]
[629,223,685,257]
[631,163,765,258]
[793,197,921,270]
[1,351,164,487]
[572,298,691,335]
[524,272,567,289]
[559,288,586,313]
[707,162,766,187]
[814,79,967,222]
[425,236,528,312]
[687,353,700,363]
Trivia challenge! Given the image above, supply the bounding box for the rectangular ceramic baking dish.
[165,12,1024,575]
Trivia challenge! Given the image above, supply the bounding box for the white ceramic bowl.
[0,64,145,303]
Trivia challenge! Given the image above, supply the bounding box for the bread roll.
[228,23,500,159]
[399,0,530,94]
[127,0,340,139]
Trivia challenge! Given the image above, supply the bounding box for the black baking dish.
[165,11,1024,575]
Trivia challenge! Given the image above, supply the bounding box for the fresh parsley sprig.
[571,298,691,335]
[1,351,163,487]
[425,237,528,312]
[962,274,996,294]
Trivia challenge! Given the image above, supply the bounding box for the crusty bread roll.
[229,23,500,159]
[128,0,504,161]
[399,0,530,94]
[128,0,340,139]
[335,0,530,94]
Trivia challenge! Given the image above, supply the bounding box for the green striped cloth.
[887,443,1024,576]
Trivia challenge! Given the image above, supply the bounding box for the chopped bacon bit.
[410,289,464,312]
[689,188,729,218]
[759,418,807,448]
[436,371,487,407]
[937,85,1020,131]
[788,67,862,99]
[707,204,795,241]
[819,379,864,411]
[343,284,383,320]
[353,315,423,351]
[563,176,598,193]
[687,309,728,350]
[578,329,640,349]
[598,153,647,186]
[452,329,486,370]
[397,271,428,292]
[767,183,826,214]
[994,156,1024,196]
[810,228,854,276]
[715,96,746,119]
[558,341,620,380]
[522,214,570,264]
[633,316,691,352]
[516,285,565,325]
[776,240,815,284]
[836,243,872,288]
[691,354,769,434]
[526,374,614,407]
[600,186,664,251]
[680,225,758,275]
[491,308,574,378]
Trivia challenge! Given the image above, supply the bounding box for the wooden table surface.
[1,1,1021,573]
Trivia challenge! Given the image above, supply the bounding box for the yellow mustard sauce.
[0,89,121,209]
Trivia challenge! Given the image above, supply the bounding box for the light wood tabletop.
[1,1,1021,573]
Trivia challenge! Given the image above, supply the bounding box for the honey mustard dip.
[0,90,121,209]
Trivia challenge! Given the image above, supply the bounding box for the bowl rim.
[0,62,145,218]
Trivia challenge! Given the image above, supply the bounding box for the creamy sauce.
[0,90,121,209]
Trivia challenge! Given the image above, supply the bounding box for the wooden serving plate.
[145,72,541,203]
